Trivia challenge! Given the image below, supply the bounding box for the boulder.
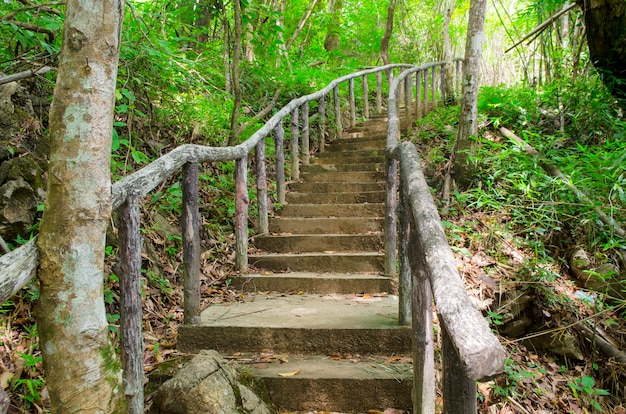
[150,350,272,414]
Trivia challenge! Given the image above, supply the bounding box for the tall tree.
[228,0,242,146]
[380,0,397,65]
[441,0,456,103]
[576,0,626,107]
[453,0,487,185]
[35,0,126,411]
[324,0,342,52]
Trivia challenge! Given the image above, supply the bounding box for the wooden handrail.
[385,62,507,414]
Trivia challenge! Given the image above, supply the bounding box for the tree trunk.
[380,0,396,65]
[453,0,487,186]
[228,0,242,146]
[576,0,626,107]
[324,0,342,52]
[442,1,456,104]
[35,0,126,412]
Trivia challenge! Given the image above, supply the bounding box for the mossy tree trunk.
[35,0,126,412]
[453,0,486,186]
[324,0,343,52]
[577,0,626,107]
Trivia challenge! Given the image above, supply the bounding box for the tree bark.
[453,0,487,186]
[228,0,242,146]
[35,0,126,411]
[576,0,626,107]
[442,1,456,104]
[380,0,396,65]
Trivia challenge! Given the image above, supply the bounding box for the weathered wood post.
[291,107,300,180]
[404,73,412,133]
[415,70,422,119]
[440,63,446,103]
[334,85,342,138]
[362,75,369,119]
[349,78,356,127]
[275,121,286,204]
[431,66,437,111]
[256,140,268,234]
[376,71,383,113]
[423,69,429,114]
[398,176,411,326]
[455,59,462,94]
[118,193,144,414]
[302,102,310,165]
[442,323,477,414]
[235,155,249,272]
[409,226,435,414]
[182,160,201,325]
[319,95,326,152]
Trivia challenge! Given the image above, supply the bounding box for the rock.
[0,177,36,240]
[523,330,584,360]
[150,350,272,414]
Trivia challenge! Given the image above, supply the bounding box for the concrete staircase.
[178,115,413,413]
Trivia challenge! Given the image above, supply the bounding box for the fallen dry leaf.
[278,369,301,377]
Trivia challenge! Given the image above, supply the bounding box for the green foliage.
[568,375,610,412]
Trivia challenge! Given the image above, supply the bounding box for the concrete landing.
[177,293,411,355]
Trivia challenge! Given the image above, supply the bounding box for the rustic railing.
[0,62,414,412]
[384,62,507,413]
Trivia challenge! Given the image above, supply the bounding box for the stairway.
[178,115,413,413]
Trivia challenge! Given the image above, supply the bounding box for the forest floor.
[1,119,626,414]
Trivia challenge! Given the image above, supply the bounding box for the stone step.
[314,149,385,159]
[285,191,385,204]
[232,271,391,293]
[248,355,412,412]
[338,134,386,143]
[289,181,383,193]
[300,163,385,173]
[299,170,384,183]
[328,140,385,151]
[311,155,385,165]
[277,203,384,217]
[253,233,383,253]
[249,252,384,273]
[268,217,383,234]
[178,293,410,355]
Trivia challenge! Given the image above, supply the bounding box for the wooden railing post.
[275,121,286,204]
[349,78,356,127]
[256,140,268,234]
[119,192,144,414]
[235,155,249,272]
[384,157,398,278]
[319,95,326,152]
[333,85,342,138]
[440,63,446,103]
[182,160,201,325]
[302,102,310,165]
[398,177,411,325]
[456,59,462,94]
[423,69,429,114]
[416,70,422,119]
[431,66,437,108]
[376,71,383,113]
[362,75,369,119]
[409,225,435,414]
[291,107,300,180]
[442,323,477,414]
[404,73,412,133]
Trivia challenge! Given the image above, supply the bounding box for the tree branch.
[505,3,576,53]
[0,66,55,86]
